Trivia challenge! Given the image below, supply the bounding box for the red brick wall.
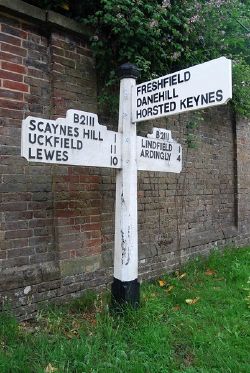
[0,11,107,318]
[0,8,249,319]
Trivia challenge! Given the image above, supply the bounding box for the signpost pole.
[111,63,140,309]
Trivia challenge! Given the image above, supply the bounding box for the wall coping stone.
[47,10,92,38]
[0,0,92,38]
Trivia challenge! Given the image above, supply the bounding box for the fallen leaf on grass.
[172,305,181,311]
[178,273,187,280]
[205,269,217,276]
[185,297,200,305]
[166,285,174,292]
[65,329,80,339]
[45,363,58,373]
[158,279,167,287]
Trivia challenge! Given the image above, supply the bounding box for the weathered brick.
[22,40,47,54]
[0,88,24,100]
[2,61,27,74]
[0,68,24,82]
[0,202,27,211]
[0,51,22,64]
[0,32,21,46]
[7,247,34,258]
[25,58,49,72]
[3,80,29,93]
[1,42,27,57]
[5,229,33,240]
[1,24,27,40]
[0,99,26,110]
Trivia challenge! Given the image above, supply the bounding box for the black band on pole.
[111,277,140,312]
[118,62,140,80]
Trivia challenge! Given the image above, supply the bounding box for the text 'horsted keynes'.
[132,57,232,122]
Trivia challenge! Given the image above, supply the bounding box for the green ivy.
[24,0,249,117]
[232,60,250,117]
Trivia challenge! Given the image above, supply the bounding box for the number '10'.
[111,156,118,166]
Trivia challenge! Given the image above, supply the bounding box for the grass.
[0,247,249,373]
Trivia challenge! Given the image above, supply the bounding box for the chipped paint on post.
[114,74,138,282]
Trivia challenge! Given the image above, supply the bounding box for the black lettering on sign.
[147,107,153,116]
[216,89,223,102]
[201,93,209,105]
[28,147,35,159]
[193,95,200,106]
[50,123,58,134]
[29,133,36,144]
[177,146,181,161]
[74,113,79,123]
[82,129,103,141]
[64,138,70,148]
[44,149,55,161]
[68,126,73,136]
[29,119,36,130]
[45,136,53,147]
[186,97,193,108]
[37,135,44,146]
[37,148,43,160]
[60,125,67,136]
[63,151,68,161]
[74,113,95,126]
[37,121,44,132]
[209,91,215,103]
[184,71,191,82]
[180,98,186,109]
[82,115,94,126]
[111,156,118,166]
[56,150,63,162]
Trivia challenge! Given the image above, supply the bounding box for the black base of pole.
[111,278,140,312]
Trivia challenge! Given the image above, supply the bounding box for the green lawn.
[1,247,249,373]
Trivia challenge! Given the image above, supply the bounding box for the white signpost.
[137,128,182,173]
[132,57,232,122]
[21,57,232,310]
[21,109,122,169]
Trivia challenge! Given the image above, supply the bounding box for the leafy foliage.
[25,0,249,116]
